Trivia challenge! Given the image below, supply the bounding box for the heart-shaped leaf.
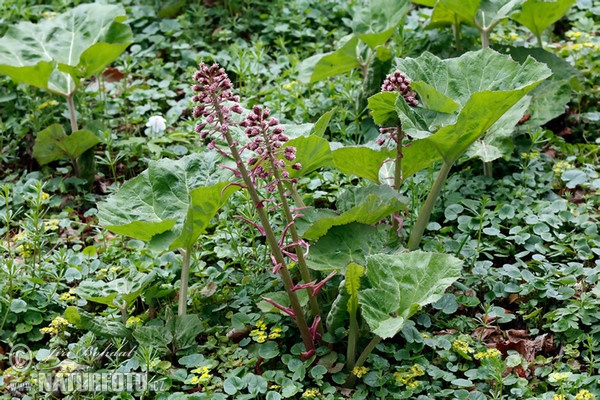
[0,4,133,96]
[511,0,575,42]
[359,251,462,339]
[98,152,237,251]
[32,124,100,165]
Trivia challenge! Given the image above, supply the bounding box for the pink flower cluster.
[192,63,243,139]
[381,71,418,107]
[241,105,301,186]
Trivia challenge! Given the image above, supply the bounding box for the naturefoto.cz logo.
[6,344,163,393]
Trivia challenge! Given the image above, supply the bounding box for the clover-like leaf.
[0,4,133,96]
[359,251,462,339]
[98,152,237,251]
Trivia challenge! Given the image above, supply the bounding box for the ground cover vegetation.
[0,0,598,399]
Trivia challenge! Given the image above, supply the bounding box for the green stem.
[483,161,493,177]
[345,335,382,387]
[66,94,78,133]
[392,126,404,231]
[219,124,315,353]
[408,162,453,251]
[346,305,359,371]
[275,178,323,330]
[178,248,191,316]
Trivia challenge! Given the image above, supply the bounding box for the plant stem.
[408,161,452,251]
[483,160,493,177]
[275,178,323,330]
[66,94,79,133]
[345,335,382,387]
[178,248,191,316]
[392,125,404,231]
[221,128,315,353]
[346,303,359,371]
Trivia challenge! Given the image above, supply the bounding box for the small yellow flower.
[189,375,201,385]
[571,43,583,51]
[452,340,474,354]
[44,219,60,232]
[554,395,566,400]
[41,192,50,201]
[301,388,320,398]
[58,292,74,302]
[352,366,369,378]
[269,384,281,389]
[410,364,424,377]
[549,372,571,383]
[421,333,430,339]
[474,348,502,360]
[126,316,144,328]
[108,266,120,274]
[575,389,596,400]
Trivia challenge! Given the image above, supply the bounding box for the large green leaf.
[32,124,100,164]
[300,185,407,240]
[359,252,462,339]
[511,0,575,41]
[64,307,132,339]
[0,4,133,96]
[76,269,155,308]
[98,152,237,251]
[429,0,523,29]
[284,135,333,178]
[351,0,411,49]
[429,0,480,27]
[306,223,388,272]
[297,36,361,84]
[464,95,531,162]
[374,49,550,177]
[503,45,581,127]
[332,146,394,183]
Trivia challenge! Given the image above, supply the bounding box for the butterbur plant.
[191,63,326,355]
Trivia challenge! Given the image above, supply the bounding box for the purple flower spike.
[382,71,419,107]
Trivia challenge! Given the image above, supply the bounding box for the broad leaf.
[76,269,155,308]
[352,0,411,49]
[297,36,361,84]
[503,45,581,127]
[464,95,531,162]
[511,0,575,41]
[0,4,133,96]
[332,146,394,183]
[32,124,100,164]
[98,152,237,251]
[284,135,333,178]
[64,307,131,339]
[359,252,462,339]
[380,49,550,177]
[300,185,406,239]
[477,0,525,28]
[306,223,388,272]
[429,0,480,27]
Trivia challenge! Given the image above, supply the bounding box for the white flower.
[146,115,166,135]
